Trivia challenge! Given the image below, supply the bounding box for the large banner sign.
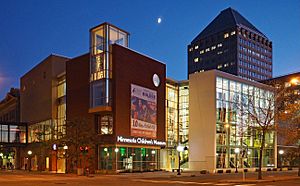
[131,84,157,139]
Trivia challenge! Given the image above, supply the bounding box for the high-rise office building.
[188,7,272,81]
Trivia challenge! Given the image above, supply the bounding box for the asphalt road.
[0,171,299,186]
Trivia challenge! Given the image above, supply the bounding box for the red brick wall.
[112,44,166,142]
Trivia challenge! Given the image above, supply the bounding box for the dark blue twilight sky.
[0,0,299,98]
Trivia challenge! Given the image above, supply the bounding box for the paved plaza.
[0,170,299,186]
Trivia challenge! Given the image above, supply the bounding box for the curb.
[220,177,300,183]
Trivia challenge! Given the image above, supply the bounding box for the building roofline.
[21,54,70,79]
[89,22,130,35]
[68,52,90,61]
[112,44,165,65]
[190,70,273,90]
[265,71,300,81]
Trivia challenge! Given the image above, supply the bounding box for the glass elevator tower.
[89,23,129,111]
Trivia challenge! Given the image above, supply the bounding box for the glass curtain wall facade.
[0,122,27,169]
[56,75,66,139]
[178,83,189,167]
[0,123,26,143]
[165,81,178,169]
[90,24,128,108]
[99,146,159,172]
[216,76,275,169]
[165,80,189,170]
[178,83,189,144]
[28,120,52,142]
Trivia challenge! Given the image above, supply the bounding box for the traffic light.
[80,146,89,155]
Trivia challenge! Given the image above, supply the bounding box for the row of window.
[224,31,236,39]
[238,53,272,70]
[217,62,235,69]
[238,60,272,75]
[238,37,271,55]
[189,43,223,53]
[194,48,228,63]
[238,28,272,48]
[239,68,269,80]
[239,45,272,63]
[216,77,273,97]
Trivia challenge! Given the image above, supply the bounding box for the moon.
[157,17,162,24]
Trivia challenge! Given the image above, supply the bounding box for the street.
[0,170,299,186]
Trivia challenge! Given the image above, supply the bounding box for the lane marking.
[133,179,216,185]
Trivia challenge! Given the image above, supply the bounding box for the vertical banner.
[131,84,157,139]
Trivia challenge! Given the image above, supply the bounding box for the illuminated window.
[200,50,204,54]
[57,76,66,98]
[98,115,113,135]
[217,51,223,55]
[217,64,222,69]
[224,63,229,67]
[194,45,199,49]
[57,103,66,138]
[231,31,236,35]
[205,48,210,52]
[194,58,199,62]
[224,33,229,38]
[211,46,216,50]
[217,43,223,47]
[189,48,193,52]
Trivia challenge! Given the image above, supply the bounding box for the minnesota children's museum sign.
[117,136,166,146]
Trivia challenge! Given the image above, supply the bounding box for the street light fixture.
[234,148,240,173]
[290,78,299,85]
[279,149,284,155]
[177,145,184,175]
[115,148,119,171]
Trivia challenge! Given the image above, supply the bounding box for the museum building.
[66,22,166,172]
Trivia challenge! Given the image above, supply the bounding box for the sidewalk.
[107,169,300,184]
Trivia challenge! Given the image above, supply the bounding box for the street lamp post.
[151,150,156,170]
[104,148,108,171]
[115,148,119,172]
[177,145,184,175]
[27,150,32,171]
[53,144,58,173]
[234,148,240,173]
[279,149,284,169]
[63,145,68,173]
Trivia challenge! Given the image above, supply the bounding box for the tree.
[277,93,300,176]
[60,117,97,174]
[237,87,276,180]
